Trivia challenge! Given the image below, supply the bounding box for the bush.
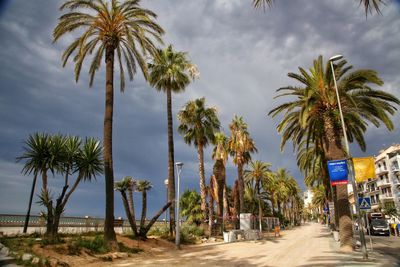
[180,224,204,244]
[147,225,170,239]
[71,235,108,254]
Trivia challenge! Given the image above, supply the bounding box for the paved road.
[104,222,397,267]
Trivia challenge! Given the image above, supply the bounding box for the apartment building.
[348,144,400,213]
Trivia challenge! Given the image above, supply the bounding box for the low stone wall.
[0,226,130,236]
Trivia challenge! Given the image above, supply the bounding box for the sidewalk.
[306,225,398,267]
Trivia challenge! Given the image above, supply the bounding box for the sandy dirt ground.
[89,222,396,267]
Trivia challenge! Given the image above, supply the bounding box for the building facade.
[348,144,400,214]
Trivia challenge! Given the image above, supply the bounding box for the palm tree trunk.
[223,184,230,220]
[103,46,117,248]
[140,190,147,231]
[238,162,244,213]
[127,187,135,217]
[42,168,48,192]
[166,87,176,237]
[213,160,225,226]
[120,190,137,237]
[323,115,353,251]
[257,184,262,231]
[208,186,214,237]
[141,202,172,238]
[270,193,276,216]
[198,143,208,225]
[23,173,37,233]
[277,199,281,215]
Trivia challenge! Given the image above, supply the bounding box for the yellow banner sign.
[353,157,376,183]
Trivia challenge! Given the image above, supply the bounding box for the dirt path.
[94,222,384,267]
[81,223,393,267]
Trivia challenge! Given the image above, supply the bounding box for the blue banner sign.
[327,159,348,185]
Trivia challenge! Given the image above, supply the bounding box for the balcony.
[375,168,389,175]
[391,165,400,173]
[380,194,394,201]
[377,179,391,188]
[371,203,380,210]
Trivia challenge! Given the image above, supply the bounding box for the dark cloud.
[0,0,399,218]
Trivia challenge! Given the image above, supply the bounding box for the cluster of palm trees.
[18,133,103,243]
[114,177,171,239]
[244,163,303,230]
[269,56,399,250]
[176,97,302,231]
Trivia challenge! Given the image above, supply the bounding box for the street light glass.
[164,179,169,186]
[329,55,343,62]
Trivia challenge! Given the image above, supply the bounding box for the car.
[369,219,390,236]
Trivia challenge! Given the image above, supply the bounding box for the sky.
[0,0,399,219]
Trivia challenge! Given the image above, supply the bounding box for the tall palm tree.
[312,185,326,215]
[244,160,272,231]
[178,97,220,222]
[253,0,385,16]
[148,45,197,236]
[269,55,399,250]
[53,0,164,248]
[228,116,257,213]
[212,132,230,224]
[262,172,278,216]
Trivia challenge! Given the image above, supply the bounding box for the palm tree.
[312,185,326,215]
[269,55,399,250]
[180,189,202,226]
[212,132,229,224]
[137,180,153,233]
[115,178,171,239]
[228,115,257,214]
[178,97,220,223]
[244,160,272,231]
[253,0,385,16]
[115,177,138,237]
[53,0,164,248]
[148,45,197,236]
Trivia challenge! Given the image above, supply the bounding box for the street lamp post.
[329,55,368,259]
[175,162,184,249]
[164,179,169,225]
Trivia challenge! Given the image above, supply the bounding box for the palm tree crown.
[53,0,164,90]
[229,115,257,165]
[178,97,221,147]
[269,55,399,154]
[253,0,385,16]
[148,45,198,93]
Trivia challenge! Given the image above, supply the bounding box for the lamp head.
[164,179,169,186]
[175,162,184,169]
[329,55,343,62]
